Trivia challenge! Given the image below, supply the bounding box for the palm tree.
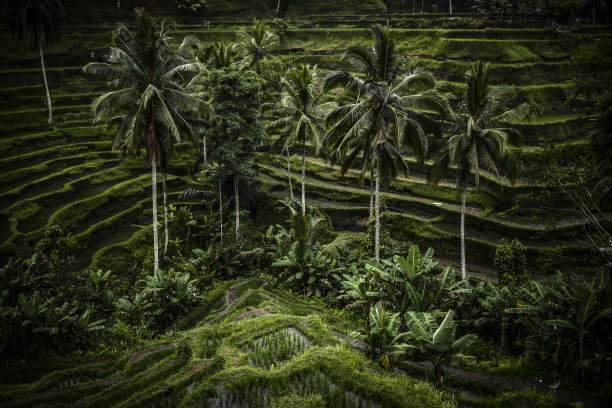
[324,25,444,261]
[587,89,612,177]
[430,61,528,279]
[83,13,207,271]
[265,64,334,215]
[202,41,238,69]
[8,0,65,126]
[235,19,279,74]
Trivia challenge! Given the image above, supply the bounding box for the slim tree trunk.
[151,152,159,272]
[421,0,424,12]
[301,135,306,215]
[286,147,294,200]
[375,150,381,262]
[39,44,53,126]
[413,0,416,13]
[219,176,223,243]
[117,0,120,7]
[449,0,452,14]
[460,184,467,279]
[234,173,240,241]
[162,166,169,256]
[369,170,374,219]
[276,0,280,14]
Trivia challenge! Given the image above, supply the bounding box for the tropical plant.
[509,271,612,385]
[202,41,238,69]
[204,65,267,241]
[351,302,402,364]
[8,0,65,125]
[264,64,334,215]
[269,203,341,297]
[475,281,519,347]
[83,13,207,270]
[430,61,528,279]
[392,310,477,383]
[339,266,382,330]
[116,268,200,330]
[235,19,279,74]
[367,245,456,325]
[324,24,444,260]
[494,238,528,285]
[587,88,612,177]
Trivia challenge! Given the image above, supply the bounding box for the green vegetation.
[1,3,611,407]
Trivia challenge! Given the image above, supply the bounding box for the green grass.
[0,278,573,407]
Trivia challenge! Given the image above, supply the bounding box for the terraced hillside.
[1,278,599,408]
[0,15,609,277]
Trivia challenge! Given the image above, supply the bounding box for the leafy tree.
[204,65,267,241]
[8,0,65,125]
[494,238,528,285]
[392,310,477,383]
[430,61,528,279]
[83,13,207,271]
[325,25,444,261]
[265,64,334,215]
[236,19,279,74]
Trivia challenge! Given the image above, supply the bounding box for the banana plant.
[476,281,519,347]
[351,302,402,364]
[339,266,383,330]
[391,310,477,383]
[543,269,612,383]
[367,245,456,326]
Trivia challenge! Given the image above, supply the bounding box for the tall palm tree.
[324,25,444,261]
[265,64,334,215]
[8,0,65,126]
[83,13,207,271]
[430,61,528,279]
[235,19,279,74]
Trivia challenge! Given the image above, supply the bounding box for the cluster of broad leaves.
[341,245,612,387]
[266,201,362,298]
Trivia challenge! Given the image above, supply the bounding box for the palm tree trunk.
[369,170,374,219]
[117,0,120,7]
[162,166,169,256]
[375,150,381,262]
[286,147,294,200]
[421,0,424,12]
[234,172,240,241]
[151,152,159,272]
[39,43,53,126]
[449,0,452,14]
[301,136,306,215]
[219,176,223,243]
[460,183,467,279]
[276,0,281,14]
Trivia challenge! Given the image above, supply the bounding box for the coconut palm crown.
[83,12,208,271]
[430,60,528,279]
[324,24,446,261]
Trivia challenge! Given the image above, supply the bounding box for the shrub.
[494,238,528,285]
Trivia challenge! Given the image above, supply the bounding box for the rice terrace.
[0,0,611,407]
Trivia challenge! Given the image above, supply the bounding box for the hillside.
[1,16,609,276]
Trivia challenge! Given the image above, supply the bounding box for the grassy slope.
[0,14,607,273]
[0,278,567,408]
